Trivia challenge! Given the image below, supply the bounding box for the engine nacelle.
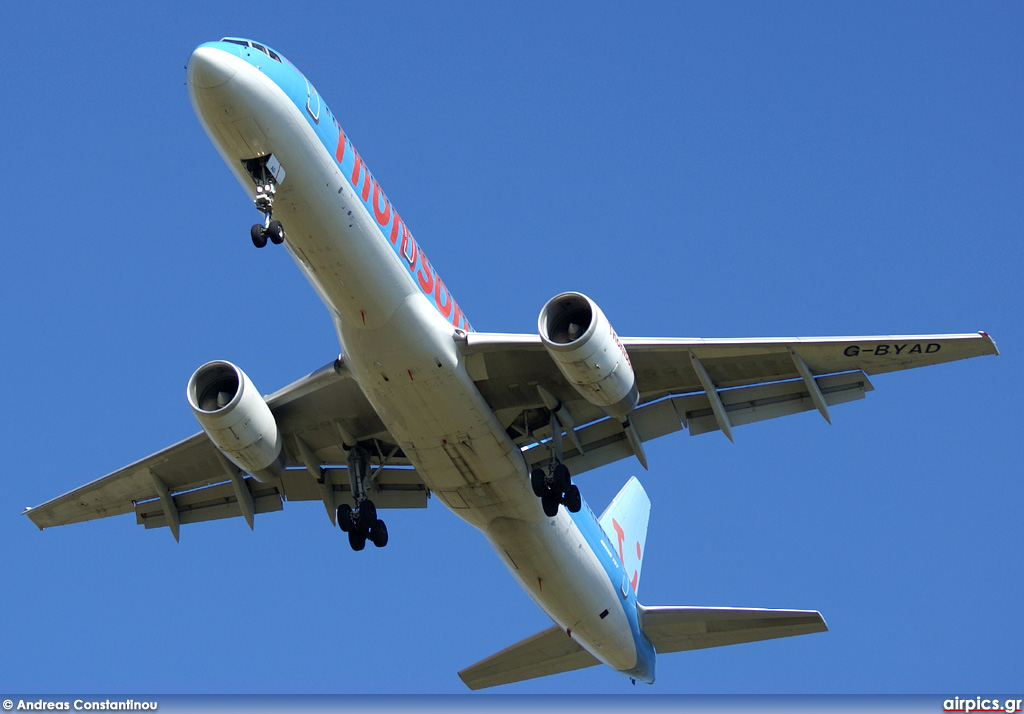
[538,292,638,418]
[187,360,285,483]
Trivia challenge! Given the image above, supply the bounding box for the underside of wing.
[24,359,425,537]
[462,331,997,476]
[623,332,998,397]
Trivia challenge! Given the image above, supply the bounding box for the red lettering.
[335,125,346,163]
[351,152,371,201]
[434,276,453,319]
[416,252,434,294]
[388,213,404,246]
[372,181,391,226]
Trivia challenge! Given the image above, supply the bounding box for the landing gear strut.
[337,446,389,550]
[250,182,286,248]
[243,156,286,248]
[531,411,582,517]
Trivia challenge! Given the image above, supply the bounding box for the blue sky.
[2,1,1020,698]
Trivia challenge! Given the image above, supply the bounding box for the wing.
[24,360,426,537]
[463,331,998,475]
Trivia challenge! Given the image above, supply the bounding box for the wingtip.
[979,331,1000,356]
[22,507,46,531]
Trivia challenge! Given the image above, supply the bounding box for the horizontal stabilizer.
[638,605,827,653]
[458,625,599,690]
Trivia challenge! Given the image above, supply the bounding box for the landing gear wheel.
[541,492,559,518]
[370,519,389,548]
[553,463,571,494]
[530,468,546,498]
[564,484,582,513]
[358,500,377,531]
[348,528,366,551]
[267,220,285,244]
[251,224,268,248]
[337,503,352,532]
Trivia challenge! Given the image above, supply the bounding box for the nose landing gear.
[250,182,286,248]
[242,155,287,248]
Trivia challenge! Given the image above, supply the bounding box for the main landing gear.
[337,500,388,551]
[530,407,582,517]
[337,446,389,550]
[531,463,581,517]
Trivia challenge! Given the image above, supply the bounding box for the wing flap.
[135,479,284,529]
[520,371,872,472]
[684,370,872,436]
[522,398,685,474]
[458,625,600,690]
[279,468,428,508]
[132,467,429,531]
[638,605,827,653]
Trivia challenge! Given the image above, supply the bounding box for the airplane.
[24,38,999,690]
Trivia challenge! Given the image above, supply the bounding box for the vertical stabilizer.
[597,476,651,595]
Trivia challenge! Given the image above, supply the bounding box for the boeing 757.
[24,39,999,689]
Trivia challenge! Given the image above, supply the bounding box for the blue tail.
[597,476,651,596]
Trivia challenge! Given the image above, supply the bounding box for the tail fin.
[598,476,651,595]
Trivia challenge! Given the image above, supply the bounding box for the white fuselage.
[187,43,647,679]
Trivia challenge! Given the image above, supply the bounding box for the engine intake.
[538,292,638,418]
[187,360,285,482]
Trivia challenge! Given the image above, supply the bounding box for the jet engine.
[187,360,285,482]
[538,292,638,418]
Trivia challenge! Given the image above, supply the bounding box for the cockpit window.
[218,38,281,62]
[250,42,281,62]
